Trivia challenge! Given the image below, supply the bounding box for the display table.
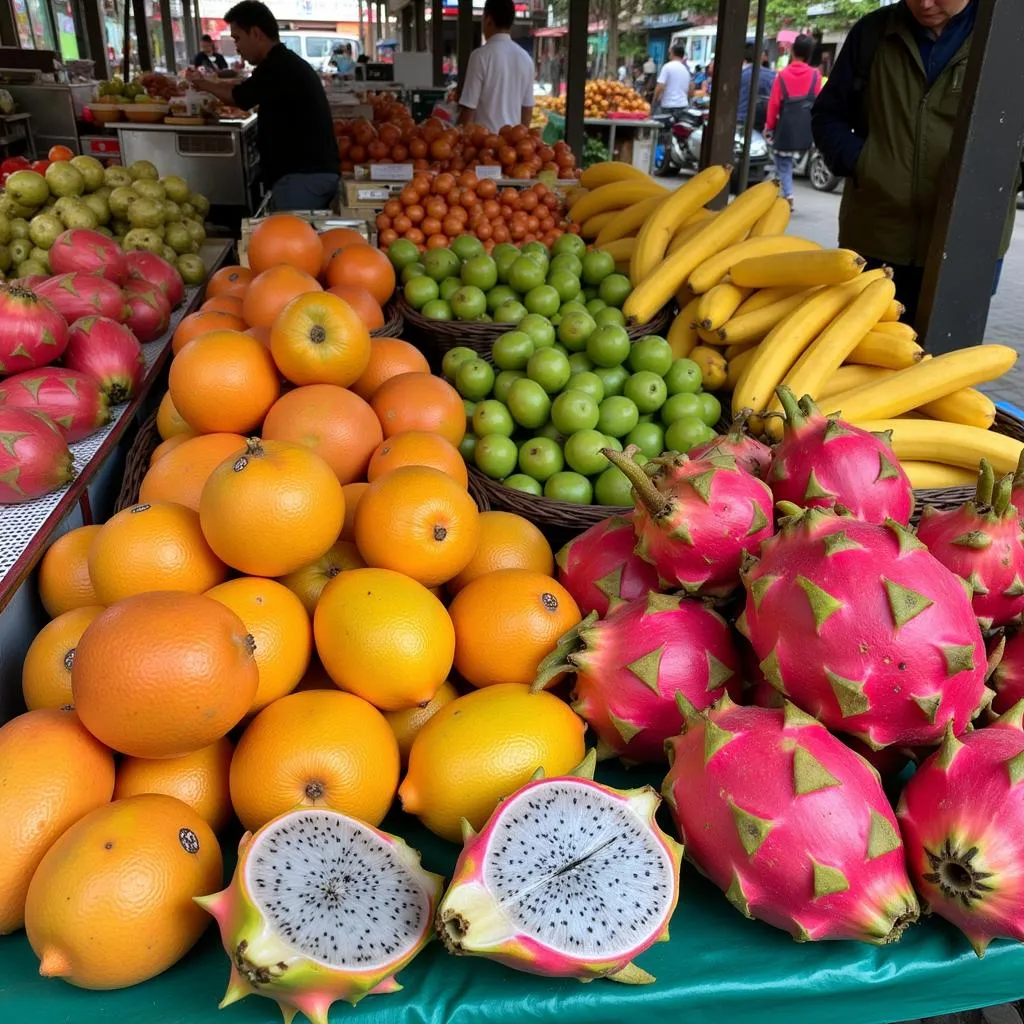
[0,762,1021,1024]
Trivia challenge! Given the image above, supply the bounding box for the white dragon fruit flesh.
[738,505,990,749]
[533,592,741,763]
[196,808,443,1024]
[897,703,1024,957]
[663,696,920,943]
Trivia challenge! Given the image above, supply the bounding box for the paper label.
[369,163,414,182]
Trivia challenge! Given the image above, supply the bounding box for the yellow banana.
[730,248,866,290]
[900,461,979,489]
[666,212,720,258]
[857,419,1023,475]
[730,268,890,417]
[818,364,892,400]
[717,288,821,344]
[725,347,759,391]
[870,320,918,342]
[579,210,618,240]
[596,237,637,263]
[623,179,780,324]
[918,388,997,429]
[822,344,1018,423]
[630,164,732,284]
[765,277,897,438]
[688,235,820,294]
[725,340,759,360]
[696,283,753,332]
[595,195,667,247]
[749,196,791,238]
[734,285,804,316]
[845,332,924,370]
[579,162,649,189]
[879,298,905,322]
[568,180,667,226]
[667,297,701,359]
[691,346,728,391]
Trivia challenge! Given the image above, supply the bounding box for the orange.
[248,213,323,277]
[156,390,194,440]
[368,430,468,488]
[447,511,554,594]
[37,525,102,617]
[171,310,246,355]
[206,264,253,299]
[114,738,234,833]
[277,537,366,614]
[199,438,345,577]
[397,684,586,842]
[370,371,466,447]
[150,434,190,464]
[319,226,368,271]
[0,709,115,934]
[351,336,430,401]
[262,385,381,485]
[205,577,312,713]
[72,591,258,758]
[449,569,581,688]
[242,264,322,329]
[169,330,281,434]
[201,293,245,318]
[324,245,396,306]
[22,605,104,710]
[88,501,226,604]
[326,284,384,330]
[25,794,222,989]
[354,465,480,587]
[245,324,271,348]
[340,482,369,541]
[314,567,454,711]
[384,678,459,764]
[229,689,399,831]
[139,432,245,511]
[269,291,372,387]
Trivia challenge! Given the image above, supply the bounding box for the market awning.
[776,29,799,44]
[533,26,567,36]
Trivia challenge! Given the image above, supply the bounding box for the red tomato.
[30,159,51,174]
[0,156,29,175]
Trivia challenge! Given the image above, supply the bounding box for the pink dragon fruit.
[663,696,920,943]
[606,449,774,597]
[770,386,914,525]
[63,316,144,404]
[437,753,682,983]
[0,407,75,502]
[687,411,773,479]
[35,273,127,325]
[0,367,110,442]
[992,631,1024,714]
[1012,451,1024,522]
[555,514,661,617]
[917,461,1024,629]
[48,228,127,285]
[897,703,1024,957]
[739,505,990,749]
[197,807,443,1024]
[532,591,741,763]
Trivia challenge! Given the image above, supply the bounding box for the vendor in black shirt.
[191,1,340,211]
[192,34,228,72]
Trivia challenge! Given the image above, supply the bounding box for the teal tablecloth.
[2,764,1022,1024]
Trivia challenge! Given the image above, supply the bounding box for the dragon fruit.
[35,273,127,325]
[533,592,741,763]
[992,631,1024,714]
[769,387,914,525]
[437,753,682,983]
[0,283,68,376]
[0,367,110,441]
[687,411,773,479]
[48,228,127,285]
[555,514,661,617]
[124,250,184,308]
[663,696,920,943]
[606,449,774,597]
[897,703,1024,957]
[122,283,171,343]
[917,461,1024,629]
[197,808,443,1024]
[63,316,144,404]
[739,505,990,749]
[0,407,74,502]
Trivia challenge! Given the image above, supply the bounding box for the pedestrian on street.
[812,0,1017,323]
[737,43,774,131]
[653,44,693,118]
[766,33,821,211]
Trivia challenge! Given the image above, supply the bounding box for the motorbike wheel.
[809,151,839,193]
[654,133,679,177]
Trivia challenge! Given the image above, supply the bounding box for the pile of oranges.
[376,170,573,252]
[2,210,590,993]
[538,81,651,119]
[334,117,580,179]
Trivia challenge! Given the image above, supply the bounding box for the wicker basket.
[371,299,404,338]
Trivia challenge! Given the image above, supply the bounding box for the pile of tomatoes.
[335,117,580,178]
[0,145,77,186]
[376,171,577,254]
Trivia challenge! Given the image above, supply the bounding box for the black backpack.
[774,71,820,152]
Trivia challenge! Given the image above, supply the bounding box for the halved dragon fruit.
[663,696,920,944]
[437,752,682,983]
[197,808,443,1024]
[897,703,1024,957]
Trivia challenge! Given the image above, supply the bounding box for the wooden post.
[431,0,443,85]
[564,0,587,160]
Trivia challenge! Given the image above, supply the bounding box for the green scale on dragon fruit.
[437,752,683,984]
[196,808,444,1024]
[992,630,1024,714]
[769,387,914,525]
[604,447,775,598]
[917,460,1024,629]
[0,367,111,442]
[0,282,68,375]
[662,696,920,944]
[897,701,1024,957]
[737,505,991,750]
[532,591,741,763]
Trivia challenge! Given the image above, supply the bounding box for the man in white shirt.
[654,44,694,116]
[458,0,534,133]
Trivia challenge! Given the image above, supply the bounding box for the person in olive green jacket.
[812,0,1016,324]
